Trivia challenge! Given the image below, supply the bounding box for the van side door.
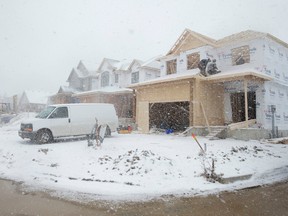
[48,106,71,137]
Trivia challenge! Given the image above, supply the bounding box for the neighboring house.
[18,90,52,112]
[50,60,99,104]
[66,60,99,91]
[49,86,80,104]
[130,29,288,139]
[51,57,160,127]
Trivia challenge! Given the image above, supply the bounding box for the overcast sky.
[0,0,288,96]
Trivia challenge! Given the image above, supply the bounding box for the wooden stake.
[192,133,204,152]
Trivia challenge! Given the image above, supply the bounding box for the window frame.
[131,71,139,84]
[231,45,250,66]
[187,52,200,70]
[101,71,110,87]
[166,59,177,75]
[49,107,68,119]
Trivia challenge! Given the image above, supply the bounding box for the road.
[0,178,288,216]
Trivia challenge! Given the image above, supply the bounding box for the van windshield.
[36,106,56,119]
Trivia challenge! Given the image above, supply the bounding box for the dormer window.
[166,59,177,75]
[187,52,200,70]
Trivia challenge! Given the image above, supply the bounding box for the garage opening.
[149,101,189,132]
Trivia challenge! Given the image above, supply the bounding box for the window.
[49,107,68,118]
[232,45,250,65]
[187,52,200,70]
[166,59,177,75]
[115,74,119,83]
[101,71,109,87]
[131,71,139,84]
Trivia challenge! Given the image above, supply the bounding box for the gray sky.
[0,0,288,96]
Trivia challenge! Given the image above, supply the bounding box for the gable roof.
[217,30,288,48]
[98,58,120,71]
[167,28,216,55]
[128,59,143,71]
[78,60,100,77]
[66,68,85,82]
[79,60,99,72]
[167,29,288,56]
[115,59,134,71]
[140,55,162,70]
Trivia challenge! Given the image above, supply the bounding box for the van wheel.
[105,126,111,137]
[36,129,53,144]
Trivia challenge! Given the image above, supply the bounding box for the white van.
[18,103,118,144]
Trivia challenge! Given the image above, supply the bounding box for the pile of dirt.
[277,139,288,144]
[98,149,176,177]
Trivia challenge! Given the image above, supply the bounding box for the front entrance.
[149,101,189,131]
[230,92,256,123]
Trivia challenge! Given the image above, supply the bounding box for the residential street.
[1,178,287,216]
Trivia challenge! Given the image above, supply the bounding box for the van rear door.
[48,106,71,137]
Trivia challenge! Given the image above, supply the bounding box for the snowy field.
[0,113,288,202]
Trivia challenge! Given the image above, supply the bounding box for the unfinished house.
[130,29,288,140]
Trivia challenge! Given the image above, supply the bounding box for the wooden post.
[244,79,249,128]
[200,102,211,133]
[189,81,193,127]
[132,89,136,121]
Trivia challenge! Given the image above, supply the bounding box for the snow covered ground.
[0,113,288,202]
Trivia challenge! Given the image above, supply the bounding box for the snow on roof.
[114,59,134,71]
[58,86,79,94]
[205,67,273,81]
[73,86,132,97]
[73,68,86,78]
[129,70,199,88]
[103,58,120,68]
[23,90,52,104]
[129,67,272,88]
[79,60,100,77]
[141,55,162,70]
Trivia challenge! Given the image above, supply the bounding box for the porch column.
[132,89,136,121]
[244,79,249,128]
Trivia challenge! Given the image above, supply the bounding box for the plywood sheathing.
[192,77,225,126]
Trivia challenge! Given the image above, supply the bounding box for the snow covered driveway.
[0,115,288,201]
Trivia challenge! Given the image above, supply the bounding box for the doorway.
[230,92,256,123]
